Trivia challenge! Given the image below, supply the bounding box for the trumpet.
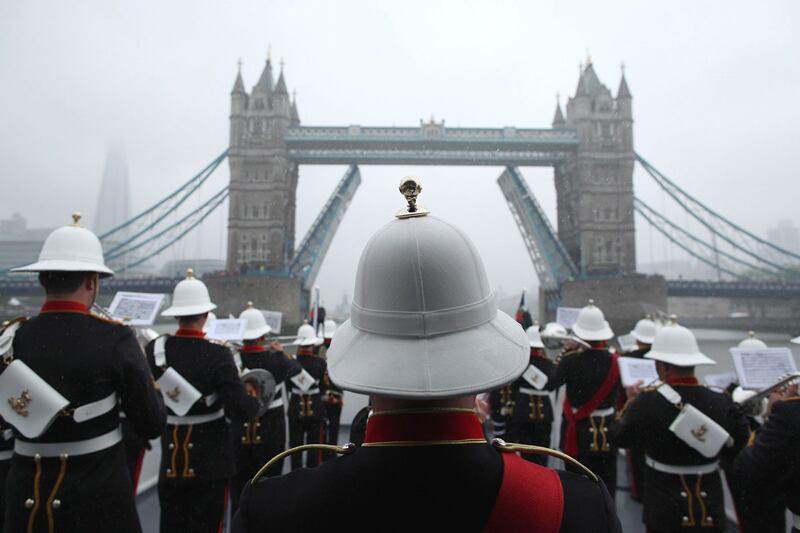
[735,372,800,416]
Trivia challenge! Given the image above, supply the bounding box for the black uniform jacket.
[548,348,620,410]
[625,348,650,359]
[146,329,258,480]
[287,353,327,421]
[510,354,555,426]
[240,346,302,397]
[734,397,800,518]
[3,302,165,533]
[233,410,620,533]
[612,377,749,529]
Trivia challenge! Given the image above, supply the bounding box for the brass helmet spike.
[186,268,194,279]
[71,212,82,227]
[247,301,254,308]
[396,177,430,219]
[748,330,756,338]
[588,298,595,306]
[669,314,678,325]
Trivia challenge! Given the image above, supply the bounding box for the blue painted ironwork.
[288,166,361,291]
[666,279,800,299]
[497,167,578,312]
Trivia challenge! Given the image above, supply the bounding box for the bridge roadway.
[283,125,579,166]
[3,275,799,299]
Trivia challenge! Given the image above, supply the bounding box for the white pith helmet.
[792,336,800,345]
[327,177,528,399]
[295,322,323,346]
[630,318,657,345]
[526,324,544,349]
[11,212,114,277]
[323,319,338,339]
[645,316,715,367]
[161,269,217,317]
[571,300,614,342]
[239,302,271,340]
[738,331,767,349]
[541,322,568,340]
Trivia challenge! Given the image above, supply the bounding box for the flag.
[515,289,533,330]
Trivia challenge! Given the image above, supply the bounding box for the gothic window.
[252,206,258,218]
[240,205,245,219]
[253,120,263,134]
[254,99,265,110]
[604,208,612,220]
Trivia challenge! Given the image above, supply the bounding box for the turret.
[552,94,565,128]
[616,65,632,118]
[229,61,248,147]
[290,90,300,126]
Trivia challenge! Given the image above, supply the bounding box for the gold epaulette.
[88,313,124,326]
[251,443,357,484]
[491,438,599,482]
[1,316,28,333]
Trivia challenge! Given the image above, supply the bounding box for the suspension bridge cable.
[635,154,800,273]
[634,205,742,279]
[634,198,778,277]
[115,187,230,274]
[103,151,228,256]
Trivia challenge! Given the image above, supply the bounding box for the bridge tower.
[556,59,635,275]
[227,56,299,272]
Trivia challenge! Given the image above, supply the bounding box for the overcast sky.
[1,1,798,305]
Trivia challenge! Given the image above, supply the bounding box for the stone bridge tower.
[227,57,300,272]
[554,59,635,275]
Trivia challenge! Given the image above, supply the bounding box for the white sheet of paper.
[617,356,659,387]
[261,310,283,335]
[730,347,797,389]
[556,307,581,329]
[703,372,738,391]
[522,364,548,390]
[618,334,637,353]
[205,318,247,341]
[108,292,166,326]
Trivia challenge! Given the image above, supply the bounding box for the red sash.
[562,353,619,457]
[483,452,564,533]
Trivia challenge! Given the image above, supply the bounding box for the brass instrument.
[736,372,800,416]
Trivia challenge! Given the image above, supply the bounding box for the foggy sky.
[1,1,798,306]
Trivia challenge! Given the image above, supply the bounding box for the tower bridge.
[3,55,799,332]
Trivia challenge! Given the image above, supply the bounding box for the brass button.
[705,517,713,524]
[188,468,194,475]
[680,491,687,498]
[52,499,61,509]
[34,454,41,463]
[187,443,193,449]
[242,423,249,429]
[24,499,34,509]
[589,428,595,433]
[166,468,172,474]
[681,516,689,524]
[254,436,262,443]
[700,491,707,498]
[168,443,175,450]
[255,423,261,428]
[241,437,247,443]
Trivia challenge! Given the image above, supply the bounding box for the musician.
[318,319,345,461]
[2,213,165,533]
[548,300,622,497]
[233,178,621,532]
[287,322,327,470]
[231,302,301,510]
[626,318,657,358]
[612,318,749,533]
[506,324,555,465]
[146,271,259,533]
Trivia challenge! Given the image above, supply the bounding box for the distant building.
[0,213,53,276]
[767,220,800,255]
[162,259,226,278]
[94,146,132,236]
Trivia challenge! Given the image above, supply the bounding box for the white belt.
[292,388,320,396]
[3,429,12,440]
[645,455,719,475]
[519,387,550,397]
[268,398,284,409]
[167,408,224,426]
[14,427,123,458]
[203,393,219,406]
[571,406,615,417]
[73,392,118,423]
[0,450,11,460]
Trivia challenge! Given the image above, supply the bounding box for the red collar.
[241,344,266,353]
[666,376,699,386]
[175,328,206,339]
[40,301,89,314]
[364,410,485,446]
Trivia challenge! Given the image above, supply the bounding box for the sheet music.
[556,307,581,329]
[618,334,637,353]
[260,310,283,335]
[703,372,738,392]
[617,356,659,387]
[205,318,247,341]
[731,347,797,389]
[108,292,165,326]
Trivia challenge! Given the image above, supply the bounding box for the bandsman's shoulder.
[87,313,125,327]
[1,316,28,333]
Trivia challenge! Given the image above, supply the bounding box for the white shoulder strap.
[154,335,168,368]
[0,321,23,361]
[657,383,683,406]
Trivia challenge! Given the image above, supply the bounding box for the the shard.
[94,146,132,237]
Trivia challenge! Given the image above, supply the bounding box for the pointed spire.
[274,69,288,95]
[290,90,300,125]
[617,62,631,98]
[575,58,602,97]
[232,59,246,94]
[552,93,565,127]
[254,53,274,93]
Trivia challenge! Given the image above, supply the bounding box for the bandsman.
[627,317,657,358]
[146,270,259,533]
[1,213,165,533]
[287,322,327,470]
[612,317,749,532]
[549,300,622,496]
[506,324,555,465]
[233,177,621,532]
[230,302,301,509]
[319,319,345,460]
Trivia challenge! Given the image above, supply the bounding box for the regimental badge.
[166,386,182,402]
[8,389,32,417]
[691,424,708,443]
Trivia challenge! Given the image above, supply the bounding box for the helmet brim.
[572,321,614,342]
[645,350,716,367]
[242,324,272,341]
[11,260,114,278]
[631,331,655,345]
[161,303,217,317]
[327,310,528,399]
